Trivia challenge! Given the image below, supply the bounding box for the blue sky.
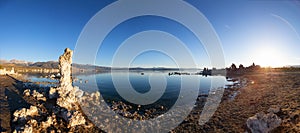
[1,0,300,68]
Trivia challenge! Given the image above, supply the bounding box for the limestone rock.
[41,114,57,129]
[58,48,73,89]
[32,90,46,101]
[80,91,101,106]
[23,89,31,97]
[69,111,86,127]
[0,67,16,75]
[74,86,84,98]
[23,125,34,133]
[56,48,81,110]
[57,92,78,110]
[49,87,58,99]
[23,119,38,133]
[247,112,282,133]
[12,48,93,132]
[59,109,72,122]
[13,106,39,122]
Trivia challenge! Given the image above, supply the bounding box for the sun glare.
[254,48,283,68]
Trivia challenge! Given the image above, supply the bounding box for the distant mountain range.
[30,61,59,69]
[284,65,300,68]
[0,59,33,66]
[0,59,110,72]
[0,59,179,72]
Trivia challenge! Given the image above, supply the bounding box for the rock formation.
[55,48,82,110]
[23,89,31,97]
[49,87,58,99]
[246,106,282,133]
[13,106,39,122]
[0,67,16,75]
[12,48,95,132]
[54,48,87,127]
[32,90,46,101]
[58,48,73,89]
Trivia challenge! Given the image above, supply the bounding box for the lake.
[70,71,234,110]
[26,71,235,110]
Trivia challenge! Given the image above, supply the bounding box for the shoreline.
[1,71,300,132]
[172,71,300,132]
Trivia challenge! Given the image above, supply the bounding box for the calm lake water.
[73,71,232,108]
[27,71,234,109]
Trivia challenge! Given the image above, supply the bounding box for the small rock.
[246,112,282,133]
[23,89,31,96]
[32,90,46,101]
[69,111,86,127]
[41,115,56,129]
[74,86,84,98]
[49,87,58,99]
[13,106,39,122]
[160,106,164,110]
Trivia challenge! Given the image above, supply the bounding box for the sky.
[1,0,300,68]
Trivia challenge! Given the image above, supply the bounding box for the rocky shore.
[171,72,300,132]
[1,48,300,132]
[8,48,101,132]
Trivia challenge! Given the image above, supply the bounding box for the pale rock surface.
[69,111,87,127]
[55,48,88,127]
[56,48,80,110]
[13,106,39,122]
[23,119,38,133]
[0,67,16,75]
[32,90,46,101]
[41,114,57,129]
[59,48,73,89]
[247,111,282,133]
[79,91,101,108]
[13,48,92,132]
[74,86,84,98]
[23,89,31,96]
[49,87,58,99]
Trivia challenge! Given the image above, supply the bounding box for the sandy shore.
[1,71,300,132]
[172,71,300,132]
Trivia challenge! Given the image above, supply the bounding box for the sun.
[254,47,283,68]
